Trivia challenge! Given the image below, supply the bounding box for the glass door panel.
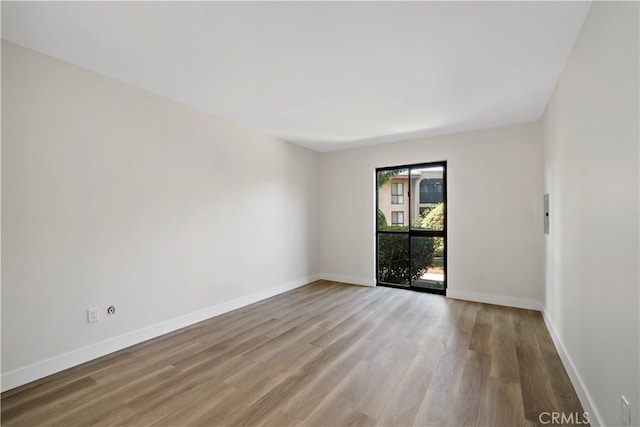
[376,162,446,295]
[410,236,445,291]
[377,233,410,286]
[377,168,409,231]
[411,166,445,231]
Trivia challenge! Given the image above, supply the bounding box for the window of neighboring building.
[391,211,404,225]
[420,179,443,204]
[391,183,404,204]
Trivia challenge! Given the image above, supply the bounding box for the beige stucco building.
[378,168,444,227]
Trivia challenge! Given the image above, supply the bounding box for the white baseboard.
[446,289,542,311]
[318,273,375,287]
[1,274,318,392]
[541,308,603,427]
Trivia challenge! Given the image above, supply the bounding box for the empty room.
[1,1,638,426]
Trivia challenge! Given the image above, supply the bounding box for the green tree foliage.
[377,169,403,188]
[416,203,445,256]
[417,202,444,230]
[378,234,435,284]
[377,209,388,229]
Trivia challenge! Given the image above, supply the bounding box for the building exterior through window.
[378,168,443,227]
[391,211,404,225]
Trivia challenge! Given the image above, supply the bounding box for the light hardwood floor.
[1,281,585,426]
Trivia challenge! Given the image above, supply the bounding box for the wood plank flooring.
[1,281,585,426]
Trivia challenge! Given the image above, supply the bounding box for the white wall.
[319,123,544,309]
[541,2,639,426]
[1,41,320,390]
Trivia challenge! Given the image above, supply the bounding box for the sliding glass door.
[376,162,446,294]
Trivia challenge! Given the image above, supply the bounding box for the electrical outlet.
[621,395,630,427]
[87,307,99,323]
[478,272,485,281]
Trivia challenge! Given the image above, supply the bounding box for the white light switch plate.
[87,307,99,323]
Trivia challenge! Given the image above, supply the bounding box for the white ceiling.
[2,1,591,152]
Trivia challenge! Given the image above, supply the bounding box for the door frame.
[375,161,447,295]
